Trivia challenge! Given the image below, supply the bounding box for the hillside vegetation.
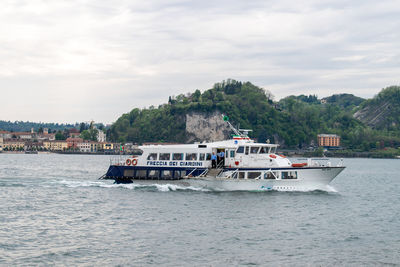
[109,81,400,151]
[0,121,76,132]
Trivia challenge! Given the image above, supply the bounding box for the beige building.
[77,141,101,152]
[318,134,340,147]
[3,139,25,150]
[43,140,68,151]
[0,137,3,151]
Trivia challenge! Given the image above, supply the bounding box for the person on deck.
[211,152,217,168]
[217,150,225,167]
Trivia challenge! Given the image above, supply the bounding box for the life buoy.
[269,154,277,159]
[126,159,131,166]
[131,159,138,166]
[292,163,307,167]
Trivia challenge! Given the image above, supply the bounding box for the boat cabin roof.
[139,139,278,151]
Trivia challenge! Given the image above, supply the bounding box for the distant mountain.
[354,86,400,130]
[0,121,77,132]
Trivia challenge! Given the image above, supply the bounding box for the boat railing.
[109,156,127,166]
[199,169,209,177]
[225,169,239,179]
[215,169,225,178]
[266,169,278,179]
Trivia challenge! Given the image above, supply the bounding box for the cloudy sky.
[1,0,399,123]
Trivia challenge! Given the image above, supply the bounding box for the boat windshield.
[259,147,268,154]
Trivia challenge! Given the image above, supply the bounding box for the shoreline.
[1,150,399,158]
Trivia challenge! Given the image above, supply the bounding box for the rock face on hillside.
[185,111,231,142]
[353,101,394,128]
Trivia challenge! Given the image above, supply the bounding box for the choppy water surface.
[0,154,399,266]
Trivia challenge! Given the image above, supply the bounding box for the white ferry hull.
[184,167,345,191]
[114,167,345,191]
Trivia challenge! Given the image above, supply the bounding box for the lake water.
[0,154,399,266]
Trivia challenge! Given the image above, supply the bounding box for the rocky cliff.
[185,111,231,143]
[353,101,394,128]
[353,86,400,129]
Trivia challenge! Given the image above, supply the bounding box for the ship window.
[172,153,183,160]
[206,153,211,160]
[199,153,205,161]
[245,146,249,155]
[147,153,158,160]
[236,146,244,153]
[136,170,147,179]
[123,169,134,177]
[248,172,261,179]
[281,171,297,179]
[186,153,197,161]
[264,172,277,179]
[148,170,159,178]
[250,147,259,154]
[161,170,172,179]
[239,172,245,179]
[174,170,183,178]
[159,153,170,160]
[259,147,268,154]
[230,150,235,158]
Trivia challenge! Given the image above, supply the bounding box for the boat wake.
[58,180,211,192]
[57,180,337,193]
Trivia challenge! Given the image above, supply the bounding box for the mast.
[222,115,252,138]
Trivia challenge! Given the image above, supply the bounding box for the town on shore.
[0,127,137,154]
[0,124,343,156]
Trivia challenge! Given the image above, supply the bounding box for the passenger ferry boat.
[102,117,345,191]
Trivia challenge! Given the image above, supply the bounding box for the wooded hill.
[0,121,76,133]
[109,80,400,151]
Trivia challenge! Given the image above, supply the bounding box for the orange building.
[317,134,340,147]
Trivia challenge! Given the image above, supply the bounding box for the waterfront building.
[13,132,33,140]
[0,137,3,151]
[317,134,340,148]
[24,141,44,151]
[43,140,68,151]
[37,133,56,141]
[77,141,91,153]
[66,137,84,149]
[101,142,115,152]
[3,139,25,151]
[0,131,12,139]
[68,129,80,138]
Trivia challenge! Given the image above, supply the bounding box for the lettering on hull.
[146,161,203,167]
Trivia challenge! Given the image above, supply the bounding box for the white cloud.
[1,0,399,123]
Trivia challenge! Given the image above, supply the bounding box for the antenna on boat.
[222,115,252,138]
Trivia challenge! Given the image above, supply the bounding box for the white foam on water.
[57,180,337,193]
[153,183,210,192]
[58,180,210,192]
[59,180,106,188]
